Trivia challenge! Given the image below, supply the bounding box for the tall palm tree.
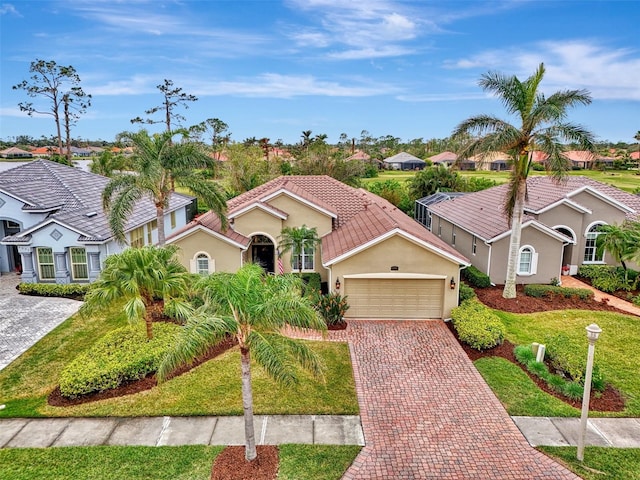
[102,129,227,246]
[80,245,192,339]
[157,263,326,461]
[278,225,320,273]
[453,63,595,298]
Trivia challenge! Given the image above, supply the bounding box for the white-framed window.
[190,252,214,275]
[130,226,144,248]
[291,241,315,271]
[452,225,456,246]
[472,236,477,255]
[69,247,88,280]
[584,223,605,263]
[170,211,177,229]
[147,220,157,245]
[517,245,538,275]
[37,247,55,280]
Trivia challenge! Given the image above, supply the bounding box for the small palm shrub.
[315,292,350,326]
[451,299,505,350]
[59,323,180,398]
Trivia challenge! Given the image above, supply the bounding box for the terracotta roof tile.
[167,210,250,246]
[429,176,640,242]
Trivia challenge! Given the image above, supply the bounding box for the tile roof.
[167,210,250,247]
[428,175,640,241]
[212,175,469,265]
[383,152,425,164]
[0,160,193,243]
[429,151,457,163]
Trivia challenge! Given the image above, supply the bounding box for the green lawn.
[475,309,640,417]
[0,445,361,480]
[540,446,640,480]
[364,169,640,193]
[0,304,358,418]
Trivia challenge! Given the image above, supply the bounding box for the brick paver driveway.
[338,321,579,479]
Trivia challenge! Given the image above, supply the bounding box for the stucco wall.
[172,229,243,273]
[329,234,461,318]
[489,226,564,285]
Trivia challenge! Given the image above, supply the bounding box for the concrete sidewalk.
[0,415,364,448]
[513,416,640,448]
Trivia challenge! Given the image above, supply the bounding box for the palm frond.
[247,331,297,386]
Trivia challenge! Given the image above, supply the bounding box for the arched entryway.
[250,234,275,274]
[554,226,576,274]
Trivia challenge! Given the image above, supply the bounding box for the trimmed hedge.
[461,265,491,288]
[545,333,605,390]
[523,284,594,300]
[578,264,639,293]
[458,281,476,304]
[451,299,505,350]
[18,282,90,299]
[59,323,180,398]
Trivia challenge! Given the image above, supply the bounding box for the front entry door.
[251,235,275,274]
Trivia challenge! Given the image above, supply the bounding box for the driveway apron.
[0,274,82,371]
[340,320,579,479]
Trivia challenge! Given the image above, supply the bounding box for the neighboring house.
[345,150,371,162]
[382,152,426,171]
[0,147,33,159]
[420,176,640,285]
[168,175,469,319]
[469,152,512,171]
[0,160,195,283]
[428,151,457,167]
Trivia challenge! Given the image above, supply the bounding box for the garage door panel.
[345,278,443,319]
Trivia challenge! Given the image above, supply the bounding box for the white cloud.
[448,40,640,101]
[0,3,21,16]
[190,73,399,98]
[85,75,158,95]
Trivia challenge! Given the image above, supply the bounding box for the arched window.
[191,252,214,275]
[583,223,605,263]
[517,245,537,275]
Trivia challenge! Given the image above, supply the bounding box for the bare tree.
[131,79,197,132]
[13,59,91,157]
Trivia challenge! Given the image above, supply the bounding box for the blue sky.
[1,0,639,145]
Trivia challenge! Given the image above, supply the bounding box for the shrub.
[315,292,350,326]
[458,281,476,304]
[18,282,90,300]
[294,272,322,298]
[514,345,535,364]
[632,295,640,307]
[578,265,637,293]
[461,265,491,288]
[451,299,505,350]
[545,333,605,391]
[523,284,593,300]
[526,360,549,379]
[562,382,585,401]
[59,323,180,398]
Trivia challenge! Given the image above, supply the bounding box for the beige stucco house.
[168,175,470,320]
[422,176,640,285]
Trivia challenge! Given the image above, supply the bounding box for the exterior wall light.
[335,277,341,290]
[450,277,456,290]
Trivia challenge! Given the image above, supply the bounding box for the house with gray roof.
[168,175,469,320]
[382,152,426,171]
[422,176,640,285]
[0,160,195,283]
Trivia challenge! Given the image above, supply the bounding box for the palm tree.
[157,263,326,461]
[80,245,192,339]
[278,225,320,273]
[102,129,227,246]
[596,221,640,275]
[453,63,595,298]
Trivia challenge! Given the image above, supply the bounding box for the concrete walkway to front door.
[322,321,580,479]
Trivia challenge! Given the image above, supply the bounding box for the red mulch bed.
[327,320,347,330]
[211,446,278,480]
[47,336,237,407]
[474,284,629,315]
[451,285,626,411]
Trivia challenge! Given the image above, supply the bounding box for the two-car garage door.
[345,278,444,319]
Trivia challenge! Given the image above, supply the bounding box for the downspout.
[485,241,495,286]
